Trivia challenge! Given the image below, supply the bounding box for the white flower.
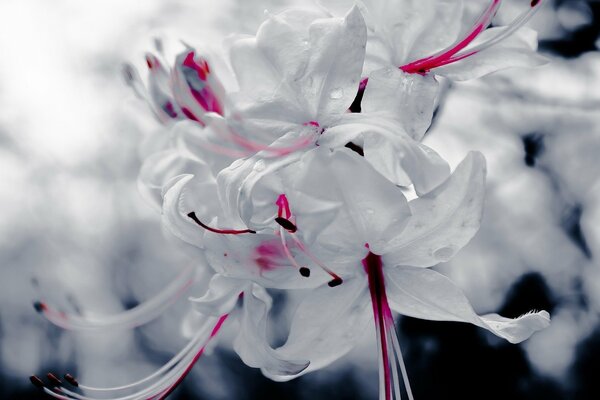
[226,5,450,190]
[214,147,550,395]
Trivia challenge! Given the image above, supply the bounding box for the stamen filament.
[34,265,195,331]
[187,212,256,235]
[441,0,544,65]
[278,226,305,271]
[32,314,229,400]
[401,0,501,73]
[289,233,342,285]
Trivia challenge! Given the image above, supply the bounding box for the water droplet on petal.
[253,160,266,172]
[329,87,344,100]
[229,159,245,170]
[433,246,455,261]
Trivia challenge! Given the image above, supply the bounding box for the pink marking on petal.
[254,238,290,271]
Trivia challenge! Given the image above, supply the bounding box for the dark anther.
[328,277,343,287]
[299,267,311,277]
[46,373,62,386]
[29,375,45,389]
[275,217,298,232]
[531,0,539,7]
[64,373,79,387]
[345,142,364,156]
[33,301,45,313]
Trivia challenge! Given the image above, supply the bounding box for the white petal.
[293,148,412,254]
[263,277,371,381]
[361,67,439,141]
[433,27,548,81]
[321,116,450,193]
[189,274,247,316]
[234,285,309,376]
[138,150,208,212]
[382,151,486,265]
[303,6,367,121]
[161,173,219,248]
[385,266,550,343]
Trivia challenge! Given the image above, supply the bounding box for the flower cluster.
[33,1,551,399]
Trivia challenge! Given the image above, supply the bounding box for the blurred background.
[1,0,599,399]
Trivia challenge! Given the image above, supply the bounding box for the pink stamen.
[155,314,229,400]
[363,249,392,400]
[400,0,502,73]
[187,212,256,235]
[275,194,292,219]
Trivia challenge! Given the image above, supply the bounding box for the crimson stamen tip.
[46,373,62,386]
[64,373,79,387]
[299,267,311,277]
[33,301,45,313]
[29,375,45,389]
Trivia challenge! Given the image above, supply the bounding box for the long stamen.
[187,211,256,235]
[288,233,342,287]
[33,265,195,331]
[364,249,409,400]
[278,225,306,272]
[212,120,316,156]
[32,314,229,400]
[274,194,342,285]
[437,0,544,67]
[389,321,415,400]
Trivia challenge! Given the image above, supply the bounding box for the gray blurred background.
[1,0,600,399]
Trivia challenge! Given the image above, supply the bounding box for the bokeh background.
[1,0,599,399]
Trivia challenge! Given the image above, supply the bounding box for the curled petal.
[234,285,309,376]
[161,173,218,248]
[138,150,210,211]
[382,151,486,264]
[263,277,371,381]
[189,274,247,316]
[385,266,550,343]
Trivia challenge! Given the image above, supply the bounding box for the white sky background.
[1,0,600,397]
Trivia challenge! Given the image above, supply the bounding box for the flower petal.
[360,67,439,141]
[385,266,550,343]
[432,27,548,81]
[290,148,412,255]
[382,151,486,265]
[303,6,367,122]
[189,274,246,316]
[321,116,450,194]
[234,284,309,376]
[263,276,371,381]
[161,172,219,248]
[138,149,210,211]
